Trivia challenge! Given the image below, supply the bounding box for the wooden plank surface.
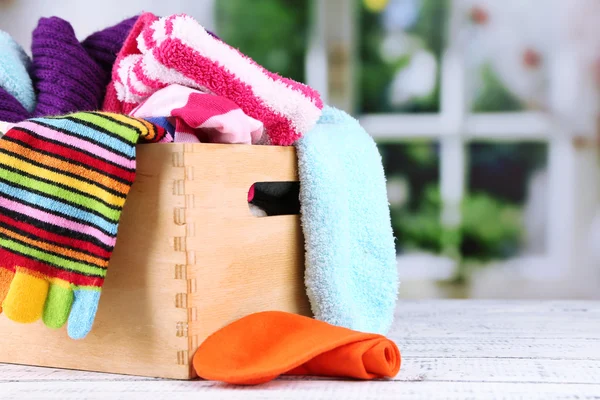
[2,300,600,399]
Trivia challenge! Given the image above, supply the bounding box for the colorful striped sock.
[0,112,165,339]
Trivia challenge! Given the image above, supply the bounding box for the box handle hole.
[248,182,300,217]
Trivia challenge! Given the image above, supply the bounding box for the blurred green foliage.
[359,0,448,113]
[216,0,309,83]
[394,185,524,263]
[359,4,397,113]
[362,0,544,269]
[217,0,525,115]
[473,64,522,112]
[359,0,524,114]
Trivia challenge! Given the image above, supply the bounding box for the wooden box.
[0,143,310,379]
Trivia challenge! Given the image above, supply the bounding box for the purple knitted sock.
[0,16,138,121]
[81,16,138,86]
[0,87,28,123]
[31,17,106,116]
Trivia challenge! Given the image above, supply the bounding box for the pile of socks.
[107,13,323,146]
[0,16,137,122]
[0,11,397,346]
[0,12,325,339]
[0,12,322,217]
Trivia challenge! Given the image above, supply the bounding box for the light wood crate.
[0,143,310,379]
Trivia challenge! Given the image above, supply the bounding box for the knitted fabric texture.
[0,31,35,113]
[81,15,138,85]
[129,84,264,144]
[32,17,119,117]
[0,112,165,339]
[103,13,323,145]
[0,16,137,122]
[0,87,29,123]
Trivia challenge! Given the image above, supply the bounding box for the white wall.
[0,0,215,52]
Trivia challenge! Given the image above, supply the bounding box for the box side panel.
[181,144,311,372]
[0,144,191,379]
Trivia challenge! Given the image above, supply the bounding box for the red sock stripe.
[0,213,111,260]
[0,248,104,287]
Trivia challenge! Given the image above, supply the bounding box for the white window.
[307,0,600,298]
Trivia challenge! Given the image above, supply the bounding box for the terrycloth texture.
[0,112,166,339]
[296,106,398,335]
[193,311,401,385]
[130,84,264,144]
[0,31,35,112]
[103,13,323,145]
[102,12,220,114]
[101,12,159,114]
[0,16,137,122]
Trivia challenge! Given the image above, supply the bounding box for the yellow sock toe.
[2,269,49,323]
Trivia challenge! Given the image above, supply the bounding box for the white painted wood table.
[1,300,599,400]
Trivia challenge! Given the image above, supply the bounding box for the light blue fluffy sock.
[295,106,398,335]
[67,290,101,340]
[0,31,35,113]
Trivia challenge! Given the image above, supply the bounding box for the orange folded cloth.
[193,311,401,385]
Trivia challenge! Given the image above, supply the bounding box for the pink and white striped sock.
[105,13,323,146]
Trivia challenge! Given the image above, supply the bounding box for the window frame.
[306,0,600,286]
